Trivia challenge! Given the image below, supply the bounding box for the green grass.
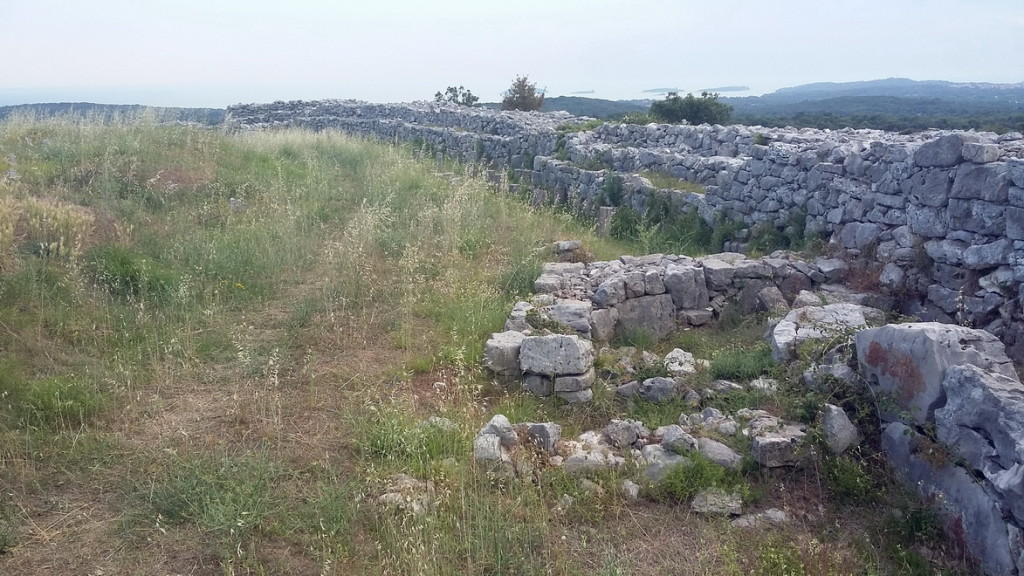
[639,169,706,195]
[652,452,749,503]
[709,343,773,381]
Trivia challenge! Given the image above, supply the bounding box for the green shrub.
[649,92,732,125]
[611,327,656,351]
[87,244,178,302]
[357,407,464,469]
[497,258,542,298]
[144,453,277,544]
[609,207,642,241]
[602,174,625,207]
[0,365,104,430]
[709,344,773,381]
[756,540,806,576]
[619,112,654,125]
[823,452,874,504]
[653,452,748,503]
[500,75,544,112]
[626,397,692,429]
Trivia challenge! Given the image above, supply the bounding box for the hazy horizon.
[4,0,1023,108]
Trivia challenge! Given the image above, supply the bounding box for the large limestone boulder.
[483,331,526,377]
[545,299,593,337]
[935,364,1024,525]
[822,404,859,455]
[614,294,676,340]
[771,303,885,362]
[664,264,710,310]
[519,334,594,375]
[882,423,1024,576]
[855,323,1017,424]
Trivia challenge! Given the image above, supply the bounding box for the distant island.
[699,86,750,93]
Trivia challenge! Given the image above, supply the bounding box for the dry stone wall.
[226,100,1024,360]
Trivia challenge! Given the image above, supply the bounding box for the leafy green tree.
[434,86,479,107]
[501,75,545,111]
[649,91,732,125]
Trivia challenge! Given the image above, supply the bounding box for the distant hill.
[723,79,1024,133]
[0,103,226,125]
[766,78,1024,103]
[480,96,645,119]
[539,96,646,119]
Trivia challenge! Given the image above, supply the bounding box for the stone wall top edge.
[225,100,1023,155]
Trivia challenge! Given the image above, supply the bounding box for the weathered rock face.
[855,322,1017,423]
[882,423,1024,576]
[935,364,1024,526]
[857,323,1024,575]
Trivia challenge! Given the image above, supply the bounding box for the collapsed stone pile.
[479,247,1023,574]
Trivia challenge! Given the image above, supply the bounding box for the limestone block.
[614,294,677,340]
[756,286,790,315]
[935,364,1024,523]
[522,374,553,397]
[698,437,742,469]
[913,134,964,167]
[546,299,593,336]
[664,348,698,375]
[701,257,736,291]
[519,335,594,376]
[534,273,563,294]
[644,269,666,295]
[948,198,1006,235]
[554,369,595,393]
[518,422,563,454]
[823,404,859,455]
[484,331,526,377]
[473,434,508,462]
[906,205,948,237]
[962,142,1000,164]
[950,162,1011,202]
[555,388,593,403]
[691,489,742,516]
[642,444,689,482]
[664,265,710,309]
[771,303,885,363]
[751,425,807,467]
[592,275,626,308]
[657,424,697,454]
[882,422,1022,576]
[814,258,849,282]
[479,414,519,448]
[603,419,650,449]
[589,307,618,342]
[963,239,1014,270]
[638,377,682,403]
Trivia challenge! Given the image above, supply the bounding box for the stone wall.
[225,100,1024,360]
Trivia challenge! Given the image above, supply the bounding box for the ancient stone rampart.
[225,100,1024,359]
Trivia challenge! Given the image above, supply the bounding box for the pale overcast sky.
[3,0,1023,107]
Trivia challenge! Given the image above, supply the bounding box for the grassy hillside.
[0,118,970,575]
[0,103,225,125]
